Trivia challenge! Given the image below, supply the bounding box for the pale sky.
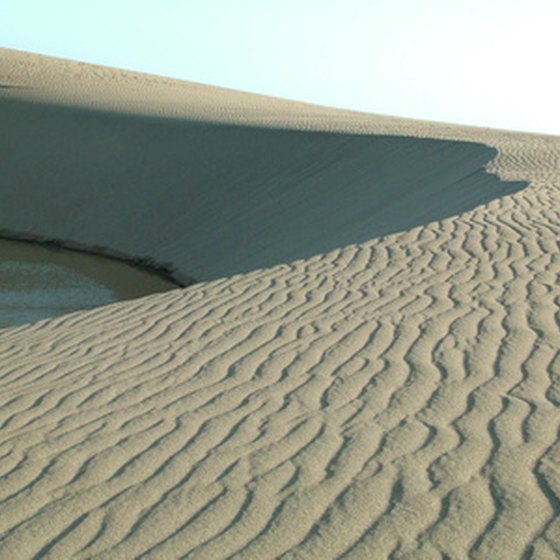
[1,0,559,135]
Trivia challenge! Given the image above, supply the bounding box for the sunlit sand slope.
[0,48,559,559]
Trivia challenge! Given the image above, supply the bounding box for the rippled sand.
[0,48,558,559]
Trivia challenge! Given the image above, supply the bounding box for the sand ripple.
[0,48,559,559]
[1,173,559,558]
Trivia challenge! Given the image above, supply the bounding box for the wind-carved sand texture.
[0,48,559,559]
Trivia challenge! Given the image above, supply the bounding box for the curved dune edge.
[0,49,559,559]
[0,95,526,282]
[0,231,194,288]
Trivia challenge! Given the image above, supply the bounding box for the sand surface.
[0,48,559,559]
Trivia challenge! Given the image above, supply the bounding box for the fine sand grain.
[0,48,559,559]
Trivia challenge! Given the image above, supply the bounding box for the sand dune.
[0,48,559,559]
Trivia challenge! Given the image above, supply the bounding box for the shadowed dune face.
[0,97,525,281]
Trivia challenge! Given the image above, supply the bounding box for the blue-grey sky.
[1,0,558,135]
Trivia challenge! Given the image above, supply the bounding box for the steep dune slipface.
[0,97,524,281]
[0,48,559,559]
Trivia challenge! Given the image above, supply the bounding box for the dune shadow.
[0,96,526,280]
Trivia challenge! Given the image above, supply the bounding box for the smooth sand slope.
[0,48,559,558]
